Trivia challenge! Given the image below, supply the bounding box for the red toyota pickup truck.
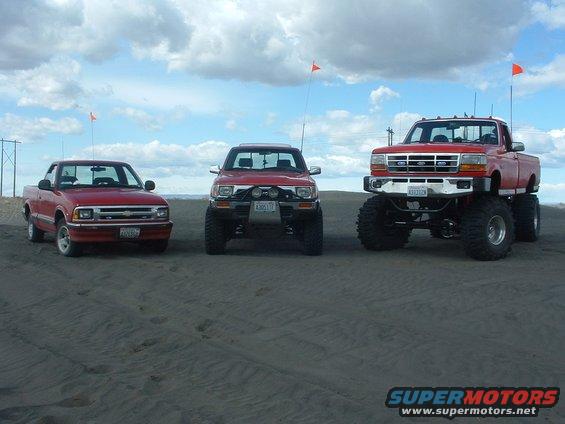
[23,160,173,256]
[358,117,541,260]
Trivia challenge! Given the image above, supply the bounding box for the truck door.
[498,124,519,194]
[38,164,58,230]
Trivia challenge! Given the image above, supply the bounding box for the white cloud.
[113,107,163,131]
[513,126,565,167]
[532,0,565,29]
[0,57,85,110]
[514,55,565,94]
[369,85,399,110]
[82,140,230,176]
[0,0,528,85]
[392,112,422,139]
[0,113,83,143]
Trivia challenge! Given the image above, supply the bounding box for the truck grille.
[96,206,156,220]
[387,154,459,173]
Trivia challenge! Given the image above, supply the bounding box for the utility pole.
[0,138,20,197]
[386,127,394,146]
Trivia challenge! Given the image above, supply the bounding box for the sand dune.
[1,193,564,423]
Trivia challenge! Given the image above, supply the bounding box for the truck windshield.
[405,120,499,145]
[58,164,143,189]
[224,149,306,172]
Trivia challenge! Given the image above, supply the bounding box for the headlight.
[460,154,487,171]
[156,207,169,219]
[371,154,386,171]
[218,185,234,197]
[73,208,93,220]
[251,187,263,198]
[296,187,313,198]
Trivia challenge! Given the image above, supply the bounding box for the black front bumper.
[210,199,319,221]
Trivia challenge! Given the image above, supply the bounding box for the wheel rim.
[28,221,34,238]
[534,208,539,230]
[58,226,71,252]
[487,215,506,246]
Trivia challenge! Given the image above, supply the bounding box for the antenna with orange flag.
[89,112,97,159]
[300,60,321,152]
[510,63,524,132]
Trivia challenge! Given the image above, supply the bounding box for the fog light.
[268,187,278,198]
[457,181,471,189]
[251,187,263,198]
[371,179,382,189]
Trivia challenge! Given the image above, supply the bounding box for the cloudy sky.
[1,0,564,201]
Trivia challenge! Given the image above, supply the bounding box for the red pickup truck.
[23,160,173,256]
[358,117,541,260]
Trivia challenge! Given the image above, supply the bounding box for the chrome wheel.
[487,215,506,246]
[57,225,71,253]
[28,221,34,239]
[534,208,539,230]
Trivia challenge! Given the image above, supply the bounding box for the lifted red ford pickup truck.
[358,117,541,260]
[23,160,173,256]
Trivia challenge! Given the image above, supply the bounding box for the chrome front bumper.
[363,176,491,197]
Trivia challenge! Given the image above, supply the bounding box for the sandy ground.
[0,192,564,423]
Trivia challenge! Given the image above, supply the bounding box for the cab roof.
[237,143,294,149]
[417,116,508,125]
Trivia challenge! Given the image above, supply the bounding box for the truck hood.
[61,188,168,206]
[372,144,486,154]
[215,170,315,187]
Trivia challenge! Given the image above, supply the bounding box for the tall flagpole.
[90,114,95,159]
[300,60,318,152]
[510,83,513,133]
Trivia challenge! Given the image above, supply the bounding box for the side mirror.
[38,179,52,190]
[512,142,525,152]
[210,165,220,174]
[144,180,156,191]
[309,166,321,175]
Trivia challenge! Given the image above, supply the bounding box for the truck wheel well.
[490,171,501,194]
[24,204,30,220]
[527,175,536,193]
[54,210,65,225]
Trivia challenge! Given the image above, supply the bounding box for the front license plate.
[119,227,141,239]
[253,201,277,213]
[407,185,428,197]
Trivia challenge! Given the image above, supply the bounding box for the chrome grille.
[82,205,166,221]
[387,154,459,173]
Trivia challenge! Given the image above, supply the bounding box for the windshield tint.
[58,164,142,188]
[224,149,306,172]
[405,121,499,145]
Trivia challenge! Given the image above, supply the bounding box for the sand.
[0,192,564,423]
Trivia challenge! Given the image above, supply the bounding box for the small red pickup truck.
[23,160,173,256]
[359,117,541,260]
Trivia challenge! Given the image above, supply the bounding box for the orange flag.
[311,62,320,72]
[89,112,97,122]
[512,63,524,76]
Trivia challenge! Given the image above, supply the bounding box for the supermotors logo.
[385,387,560,419]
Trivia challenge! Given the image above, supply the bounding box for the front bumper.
[209,199,319,221]
[66,221,173,243]
[363,176,491,198]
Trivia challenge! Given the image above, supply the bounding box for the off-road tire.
[143,239,169,253]
[357,196,410,250]
[302,207,323,256]
[461,196,514,261]
[205,207,226,255]
[513,194,540,242]
[27,217,44,242]
[56,219,82,257]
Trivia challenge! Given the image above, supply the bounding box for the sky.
[0,0,564,202]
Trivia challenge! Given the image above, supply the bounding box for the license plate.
[119,227,141,238]
[407,185,428,197]
[253,201,277,213]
